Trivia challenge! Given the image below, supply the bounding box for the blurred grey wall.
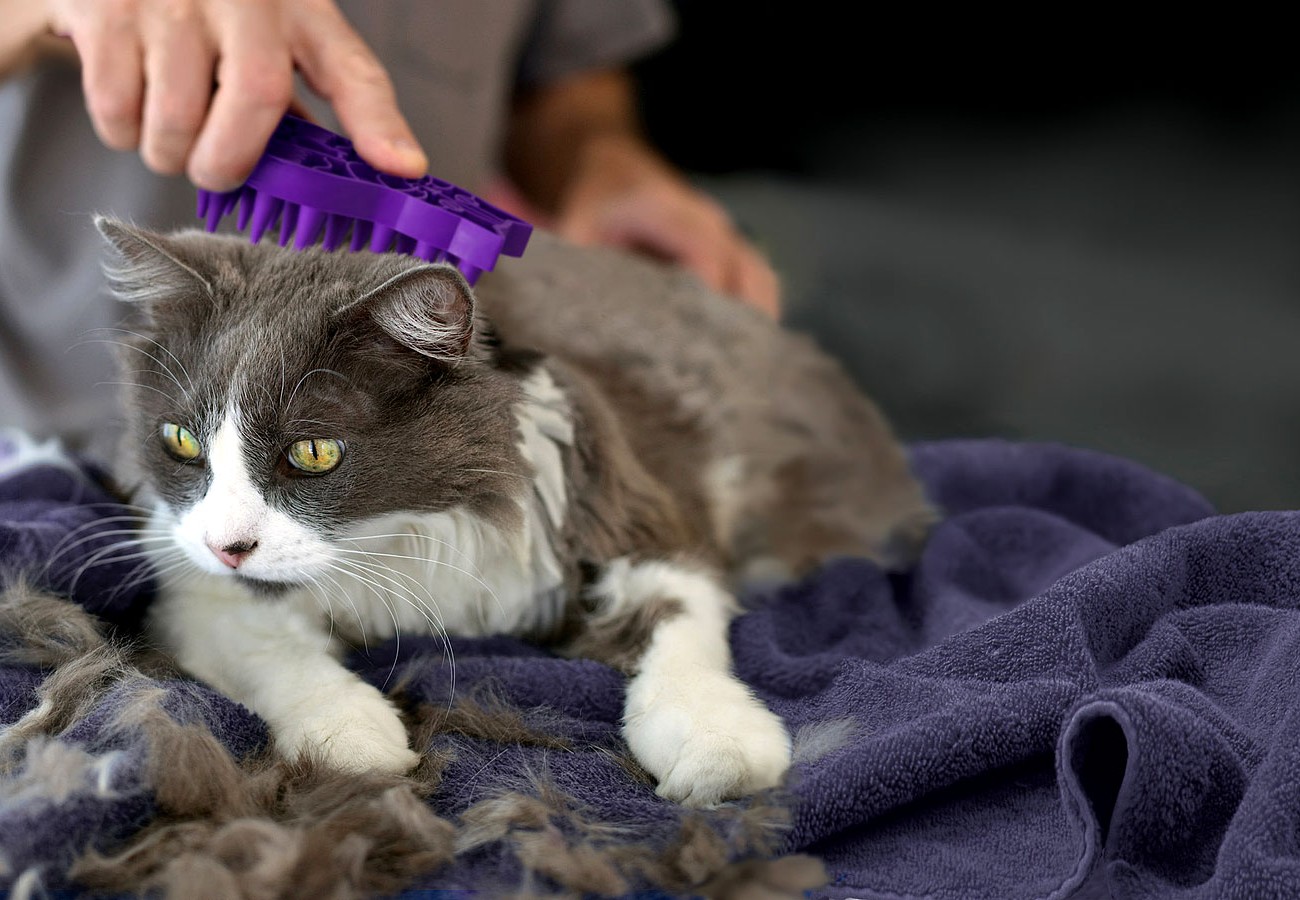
[636,7,1300,512]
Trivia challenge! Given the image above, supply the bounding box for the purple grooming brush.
[195,115,532,283]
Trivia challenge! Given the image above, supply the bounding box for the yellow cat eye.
[286,438,344,474]
[160,423,201,461]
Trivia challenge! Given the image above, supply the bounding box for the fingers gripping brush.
[195,115,533,283]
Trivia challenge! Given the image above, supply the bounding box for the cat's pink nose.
[207,538,259,569]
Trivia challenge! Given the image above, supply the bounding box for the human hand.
[39,0,426,190]
[553,133,781,319]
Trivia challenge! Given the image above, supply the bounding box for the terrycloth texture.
[5,435,1300,897]
[0,431,151,624]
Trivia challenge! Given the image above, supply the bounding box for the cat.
[96,217,935,807]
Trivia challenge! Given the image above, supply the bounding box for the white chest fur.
[313,502,559,640]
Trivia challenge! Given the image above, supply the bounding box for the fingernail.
[387,138,427,174]
[189,169,241,193]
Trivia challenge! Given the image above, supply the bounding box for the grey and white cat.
[98,217,934,807]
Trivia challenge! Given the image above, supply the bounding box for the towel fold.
[9,435,1300,899]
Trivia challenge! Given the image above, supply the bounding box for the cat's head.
[97,218,529,594]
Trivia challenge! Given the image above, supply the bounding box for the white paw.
[276,680,419,775]
[623,670,791,807]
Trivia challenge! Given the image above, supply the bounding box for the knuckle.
[87,90,139,133]
[234,61,293,108]
[188,157,242,191]
[140,142,185,175]
[155,0,196,23]
[100,0,140,24]
[150,92,206,135]
[342,48,392,92]
[187,139,255,189]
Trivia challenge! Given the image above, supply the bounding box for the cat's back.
[475,232,934,571]
[475,230,777,384]
[476,231,838,437]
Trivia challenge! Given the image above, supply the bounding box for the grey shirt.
[0,0,673,460]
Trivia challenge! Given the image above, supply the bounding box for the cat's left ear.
[94,216,214,313]
[339,263,476,364]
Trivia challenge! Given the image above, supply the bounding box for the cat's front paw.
[623,671,791,807]
[277,680,419,775]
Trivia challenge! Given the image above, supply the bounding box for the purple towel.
[8,436,1300,898]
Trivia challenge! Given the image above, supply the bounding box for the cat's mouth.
[235,574,297,598]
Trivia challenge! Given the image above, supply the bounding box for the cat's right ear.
[95,216,215,319]
[336,263,476,366]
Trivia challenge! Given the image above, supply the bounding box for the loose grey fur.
[0,586,821,898]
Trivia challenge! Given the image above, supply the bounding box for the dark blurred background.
[633,6,1300,513]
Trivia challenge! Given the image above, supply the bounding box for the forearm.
[504,68,659,213]
[503,65,782,317]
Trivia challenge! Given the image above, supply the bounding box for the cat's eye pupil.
[287,438,343,475]
[160,423,201,462]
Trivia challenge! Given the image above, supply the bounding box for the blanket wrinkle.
[11,436,1300,898]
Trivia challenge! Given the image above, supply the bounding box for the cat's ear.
[338,264,476,364]
[94,216,214,313]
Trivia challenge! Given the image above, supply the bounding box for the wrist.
[570,130,671,189]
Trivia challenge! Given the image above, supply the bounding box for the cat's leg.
[567,557,790,807]
[149,577,418,774]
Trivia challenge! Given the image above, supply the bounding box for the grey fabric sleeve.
[515,0,677,86]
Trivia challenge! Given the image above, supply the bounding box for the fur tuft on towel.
[7,434,1300,898]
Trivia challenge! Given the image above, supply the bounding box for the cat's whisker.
[74,335,189,400]
[62,533,168,576]
[341,553,458,650]
[285,368,349,416]
[327,561,408,685]
[45,519,158,569]
[65,539,171,596]
[341,531,474,556]
[333,557,445,636]
[337,533,498,592]
[316,568,371,654]
[48,512,150,536]
[334,545,508,629]
[248,379,277,410]
[333,545,490,595]
[46,528,172,566]
[332,559,443,649]
[56,499,155,514]
[47,537,175,585]
[317,568,373,653]
[342,569,408,693]
[142,555,198,588]
[103,549,189,603]
[90,327,197,395]
[462,468,529,480]
[95,380,180,405]
[332,555,458,702]
[43,517,145,551]
[278,345,288,408]
[325,561,404,636]
[48,524,167,558]
[281,418,347,432]
[300,578,339,652]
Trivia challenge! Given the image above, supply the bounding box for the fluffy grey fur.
[88,218,934,823]
[100,221,933,617]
